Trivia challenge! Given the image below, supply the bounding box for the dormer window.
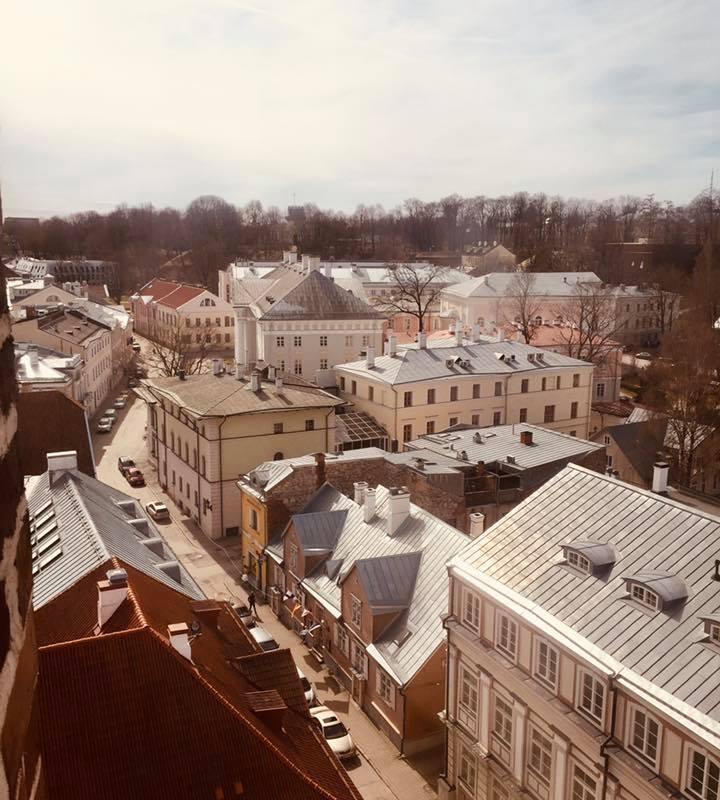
[561,541,617,576]
[699,615,720,647]
[622,573,688,612]
[568,550,591,574]
[630,583,659,610]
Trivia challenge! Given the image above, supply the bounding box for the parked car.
[309,706,356,760]
[135,367,147,378]
[125,467,145,487]
[635,352,653,360]
[127,378,138,388]
[232,604,256,629]
[113,395,127,409]
[297,667,316,706]
[131,343,142,353]
[118,456,135,474]
[249,626,279,652]
[96,418,113,434]
[145,501,170,521]
[103,409,117,423]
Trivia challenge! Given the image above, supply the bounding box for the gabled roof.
[157,284,207,309]
[442,271,601,299]
[26,468,203,608]
[452,463,720,722]
[353,552,422,613]
[293,510,348,553]
[602,420,668,485]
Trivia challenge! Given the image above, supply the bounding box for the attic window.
[711,624,720,645]
[561,541,617,575]
[622,573,688,611]
[698,616,720,646]
[630,583,660,610]
[568,550,591,574]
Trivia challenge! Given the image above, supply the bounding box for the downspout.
[391,385,399,452]
[195,421,202,527]
[440,572,455,784]
[600,673,619,800]
[218,415,228,537]
[324,406,333,453]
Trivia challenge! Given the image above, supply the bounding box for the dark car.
[232,604,256,629]
[127,378,138,388]
[125,468,145,487]
[118,456,135,475]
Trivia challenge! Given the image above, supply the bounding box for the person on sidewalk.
[248,591,258,619]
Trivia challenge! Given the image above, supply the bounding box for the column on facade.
[511,700,527,785]
[478,671,492,754]
[551,732,569,800]
[233,306,245,371]
[447,643,459,724]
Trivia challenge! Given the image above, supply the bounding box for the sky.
[1,0,719,218]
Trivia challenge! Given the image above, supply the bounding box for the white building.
[442,461,720,800]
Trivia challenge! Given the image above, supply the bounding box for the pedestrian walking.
[248,591,257,615]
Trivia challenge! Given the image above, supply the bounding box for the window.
[273,451,283,460]
[201,456,206,476]
[215,317,221,327]
[544,405,555,423]
[293,336,302,347]
[377,668,395,709]
[534,639,558,690]
[225,316,231,327]
[471,414,480,425]
[403,424,412,442]
[596,383,605,398]
[349,380,357,394]
[305,419,315,431]
[570,401,578,419]
[351,595,362,628]
[710,624,720,645]
[459,666,478,722]
[628,706,660,766]
[335,624,350,657]
[195,318,201,327]
[521,379,529,393]
[273,422,284,434]
[345,335,353,347]
[450,386,459,401]
[494,381,502,396]
[493,411,502,426]
[570,430,577,436]
[472,383,480,399]
[573,373,580,388]
[276,336,285,347]
[492,695,513,746]
[458,744,477,795]
[185,318,191,328]
[368,385,374,401]
[496,613,517,660]
[541,377,547,391]
[462,589,480,631]
[224,333,230,343]
[294,360,302,375]
[279,360,285,371]
[603,434,611,445]
[528,726,553,787]
[320,335,328,347]
[606,454,614,468]
[427,388,436,404]
[351,640,367,677]
[571,764,597,800]
[556,376,561,389]
[630,583,659,610]
[567,549,591,573]
[339,377,346,391]
[578,671,605,723]
[205,318,212,327]
[249,508,258,530]
[362,335,369,347]
[687,749,720,800]
[404,391,413,407]
[178,476,183,492]
[320,358,328,370]
[449,416,458,426]
[519,408,528,423]
[289,543,298,572]
[426,420,435,434]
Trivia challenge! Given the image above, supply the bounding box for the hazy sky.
[1,0,718,217]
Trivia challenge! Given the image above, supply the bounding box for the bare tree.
[148,319,217,377]
[554,282,621,365]
[371,263,446,333]
[505,272,542,344]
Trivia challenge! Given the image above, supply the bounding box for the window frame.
[492,692,513,747]
[576,669,605,725]
[570,762,598,800]
[566,549,592,574]
[458,743,477,795]
[376,667,396,709]
[629,582,660,610]
[686,746,720,800]
[350,594,362,629]
[626,703,661,769]
[533,637,559,692]
[461,588,480,632]
[527,724,553,788]
[495,612,518,662]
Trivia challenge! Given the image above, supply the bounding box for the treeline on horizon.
[4,189,718,293]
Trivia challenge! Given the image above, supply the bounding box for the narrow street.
[93,387,440,800]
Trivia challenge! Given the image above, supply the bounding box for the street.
[93,386,441,800]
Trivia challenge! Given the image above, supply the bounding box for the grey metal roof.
[352,552,422,613]
[336,341,591,385]
[26,469,204,609]
[454,464,720,721]
[295,484,469,685]
[442,271,601,299]
[563,541,618,568]
[293,510,348,553]
[406,424,602,469]
[622,572,689,605]
[603,421,668,485]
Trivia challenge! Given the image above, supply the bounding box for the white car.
[309,706,356,760]
[250,626,279,652]
[113,395,128,409]
[103,409,117,423]
[146,501,170,521]
[297,667,316,706]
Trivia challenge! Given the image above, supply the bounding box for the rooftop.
[14,307,109,345]
[599,420,668,485]
[140,372,342,417]
[406,423,603,469]
[452,463,720,724]
[442,271,601,299]
[336,341,592,385]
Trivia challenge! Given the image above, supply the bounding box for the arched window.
[273,452,284,461]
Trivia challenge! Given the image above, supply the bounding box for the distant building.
[135,367,342,539]
[335,338,595,447]
[265,481,470,754]
[462,243,517,274]
[441,462,720,800]
[9,257,117,288]
[15,342,84,402]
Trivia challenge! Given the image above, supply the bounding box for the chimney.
[353,481,368,505]
[212,358,222,376]
[418,332,427,349]
[28,344,39,366]
[235,365,243,380]
[97,568,128,629]
[497,329,505,343]
[366,346,376,369]
[250,370,261,392]
[178,369,186,381]
[387,486,410,536]
[324,263,332,279]
[275,375,284,394]
[388,335,398,357]
[471,323,481,343]
[168,622,192,661]
[246,690,288,734]
[314,452,326,489]
[47,450,78,484]
[652,461,669,494]
[520,430,533,446]
[363,487,376,523]
[468,512,485,539]
[455,325,463,346]
[268,364,276,381]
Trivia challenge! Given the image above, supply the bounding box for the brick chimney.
[314,452,326,489]
[97,568,128,629]
[520,430,533,446]
[387,486,410,536]
[168,622,192,661]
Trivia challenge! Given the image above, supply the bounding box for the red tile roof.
[137,278,182,301]
[37,559,361,800]
[138,278,206,309]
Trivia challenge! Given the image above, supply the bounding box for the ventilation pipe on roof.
[471,324,481,343]
[354,481,368,505]
[520,430,533,446]
[388,335,398,357]
[97,568,128,629]
[324,263,332,279]
[387,486,410,536]
[168,622,193,661]
[469,512,485,539]
[497,329,505,343]
[275,375,283,394]
[250,370,261,392]
[366,347,376,369]
[652,461,669,495]
[363,487,376,523]
[455,325,463,346]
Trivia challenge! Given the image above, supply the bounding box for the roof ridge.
[111,555,148,628]
[65,473,110,563]
[38,625,142,652]
[142,627,350,800]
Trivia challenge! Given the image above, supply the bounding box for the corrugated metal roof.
[296,484,469,685]
[407,423,602,468]
[454,464,720,721]
[27,470,203,609]
[336,341,591,385]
